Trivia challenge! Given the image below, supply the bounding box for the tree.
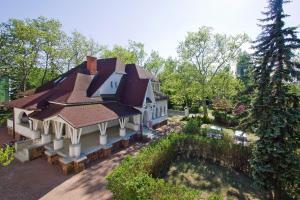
[128,40,147,66]
[249,0,300,199]
[236,51,252,87]
[102,45,137,64]
[177,27,249,118]
[210,66,244,101]
[144,51,165,76]
[0,17,54,95]
[102,40,147,65]
[65,31,103,70]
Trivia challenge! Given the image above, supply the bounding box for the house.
[6,56,168,173]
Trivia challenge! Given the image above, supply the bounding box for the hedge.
[106,134,252,200]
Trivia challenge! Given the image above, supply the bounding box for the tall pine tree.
[250,0,300,199]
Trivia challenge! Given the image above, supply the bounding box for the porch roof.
[29,102,140,128]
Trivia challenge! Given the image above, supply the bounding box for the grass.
[164,159,267,200]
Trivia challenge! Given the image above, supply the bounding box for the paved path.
[0,127,13,145]
[0,126,144,200]
[41,145,142,200]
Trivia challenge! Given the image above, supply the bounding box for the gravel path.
[0,126,144,200]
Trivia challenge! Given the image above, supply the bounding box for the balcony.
[15,122,40,140]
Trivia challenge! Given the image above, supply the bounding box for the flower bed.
[107,134,252,200]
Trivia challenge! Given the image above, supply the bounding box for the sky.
[1,0,300,58]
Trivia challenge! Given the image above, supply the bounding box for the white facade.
[93,72,124,96]
[136,81,168,128]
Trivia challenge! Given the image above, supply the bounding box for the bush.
[213,110,238,127]
[183,119,201,134]
[107,135,200,200]
[0,145,14,166]
[107,134,252,200]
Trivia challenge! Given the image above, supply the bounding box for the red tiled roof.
[87,58,125,97]
[29,102,140,128]
[9,58,160,110]
[116,64,149,107]
[135,65,159,82]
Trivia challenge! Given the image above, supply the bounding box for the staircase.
[13,138,41,162]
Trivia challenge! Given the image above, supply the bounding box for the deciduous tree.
[177,27,248,117]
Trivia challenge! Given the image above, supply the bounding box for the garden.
[106,133,266,200]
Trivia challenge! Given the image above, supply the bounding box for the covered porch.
[44,126,138,159]
[13,103,142,173]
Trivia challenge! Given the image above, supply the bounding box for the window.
[160,107,162,117]
[156,107,158,118]
[163,106,166,116]
[115,81,118,88]
[152,111,155,119]
[110,81,113,88]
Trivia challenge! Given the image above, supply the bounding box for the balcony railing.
[14,123,40,140]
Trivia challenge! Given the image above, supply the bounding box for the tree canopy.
[249,0,300,199]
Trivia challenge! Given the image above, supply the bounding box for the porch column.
[53,121,64,150]
[68,125,82,158]
[41,120,51,144]
[32,119,40,139]
[32,119,39,132]
[98,122,108,145]
[119,118,127,137]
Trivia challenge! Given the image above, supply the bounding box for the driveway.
[0,127,144,200]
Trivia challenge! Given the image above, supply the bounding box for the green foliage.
[213,110,238,127]
[177,26,249,118]
[208,192,223,200]
[0,109,12,126]
[0,17,103,98]
[0,145,14,167]
[236,51,252,87]
[107,134,252,200]
[249,0,300,199]
[183,118,201,134]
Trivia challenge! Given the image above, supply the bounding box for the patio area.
[44,127,137,160]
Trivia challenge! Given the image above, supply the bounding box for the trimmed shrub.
[183,119,200,134]
[107,134,252,200]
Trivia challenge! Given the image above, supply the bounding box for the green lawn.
[165,159,267,200]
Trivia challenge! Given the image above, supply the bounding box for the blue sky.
[1,0,299,58]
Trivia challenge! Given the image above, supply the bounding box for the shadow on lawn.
[165,159,267,200]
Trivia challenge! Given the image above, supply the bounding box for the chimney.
[86,56,97,75]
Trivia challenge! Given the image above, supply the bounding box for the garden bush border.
[107,134,252,200]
